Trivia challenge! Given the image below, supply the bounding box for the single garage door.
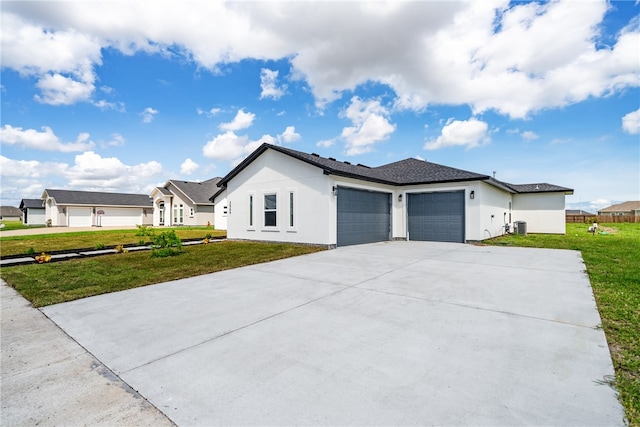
[98,208,142,227]
[408,191,465,243]
[68,207,92,227]
[337,187,390,247]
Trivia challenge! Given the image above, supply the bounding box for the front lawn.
[487,222,640,426]
[0,240,324,307]
[0,226,225,257]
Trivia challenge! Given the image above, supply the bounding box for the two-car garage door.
[67,207,143,227]
[336,187,465,246]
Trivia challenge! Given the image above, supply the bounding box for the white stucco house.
[215,143,573,247]
[150,177,222,227]
[19,198,46,225]
[41,189,153,227]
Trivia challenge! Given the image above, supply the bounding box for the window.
[174,204,184,224]
[264,194,277,227]
[159,203,165,225]
[288,191,294,227]
[249,195,254,227]
[189,207,194,218]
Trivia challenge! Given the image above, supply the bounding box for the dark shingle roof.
[219,144,489,186]
[167,177,221,204]
[0,206,22,217]
[154,187,173,196]
[218,143,573,194]
[20,199,44,209]
[43,189,152,207]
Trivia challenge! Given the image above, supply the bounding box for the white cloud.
[317,138,335,148]
[0,152,163,204]
[260,68,286,100]
[424,118,490,150]
[622,108,640,135]
[2,1,638,117]
[202,129,275,165]
[180,158,199,175]
[278,126,301,144]
[0,124,95,152]
[141,107,158,123]
[197,107,222,117]
[339,97,395,155]
[521,130,539,141]
[219,109,255,131]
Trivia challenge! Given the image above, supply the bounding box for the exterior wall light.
[332,186,338,196]
[470,190,475,199]
[398,194,403,202]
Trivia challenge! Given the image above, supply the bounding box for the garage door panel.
[337,187,390,247]
[68,207,92,227]
[99,208,142,227]
[408,191,464,243]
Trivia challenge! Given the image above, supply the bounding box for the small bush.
[138,239,146,246]
[151,230,182,257]
[35,252,51,263]
[25,247,36,256]
[135,225,155,237]
[95,243,106,250]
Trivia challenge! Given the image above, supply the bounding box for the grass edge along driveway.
[487,222,639,427]
[0,240,324,307]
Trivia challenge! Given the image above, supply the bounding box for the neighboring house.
[20,199,46,225]
[42,189,153,227]
[597,201,640,216]
[0,206,22,222]
[216,143,573,247]
[150,177,222,227]
[566,209,595,215]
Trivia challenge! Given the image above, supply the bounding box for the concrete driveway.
[42,241,624,426]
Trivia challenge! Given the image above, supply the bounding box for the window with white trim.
[249,195,254,227]
[264,194,277,227]
[288,191,294,228]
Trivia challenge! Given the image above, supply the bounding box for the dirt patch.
[599,226,618,234]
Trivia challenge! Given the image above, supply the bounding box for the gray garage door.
[408,191,465,243]
[337,187,391,247]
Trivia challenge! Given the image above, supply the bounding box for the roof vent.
[311,153,320,157]
[357,163,370,168]
[343,161,351,165]
[535,185,540,190]
[328,157,336,161]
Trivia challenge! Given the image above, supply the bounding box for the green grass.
[487,223,640,426]
[0,227,225,257]
[0,240,324,307]
[0,221,44,231]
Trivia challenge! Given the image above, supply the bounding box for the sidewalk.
[0,280,174,426]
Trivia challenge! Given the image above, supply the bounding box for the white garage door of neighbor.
[98,208,142,227]
[68,207,92,227]
[28,209,46,225]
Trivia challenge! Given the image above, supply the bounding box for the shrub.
[138,239,146,246]
[151,230,182,257]
[135,224,155,237]
[35,252,51,263]
[95,243,106,250]
[25,247,36,256]
[114,244,128,254]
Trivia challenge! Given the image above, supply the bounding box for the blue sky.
[1,0,638,213]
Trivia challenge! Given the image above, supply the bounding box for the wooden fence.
[566,214,640,223]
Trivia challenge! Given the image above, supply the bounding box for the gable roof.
[566,209,595,215]
[219,143,489,187]
[598,201,640,212]
[42,189,152,207]
[0,206,22,217]
[166,177,221,205]
[20,198,45,209]
[218,143,573,194]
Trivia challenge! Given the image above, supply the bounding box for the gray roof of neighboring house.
[598,201,640,212]
[218,143,573,194]
[20,198,45,209]
[566,209,595,215]
[166,177,222,204]
[0,206,22,217]
[42,189,153,207]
